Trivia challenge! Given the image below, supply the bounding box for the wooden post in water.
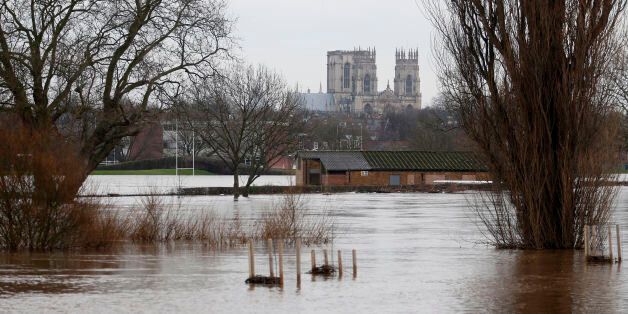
[617,224,622,262]
[608,225,614,262]
[324,249,329,266]
[268,239,274,277]
[592,226,599,256]
[248,240,255,278]
[584,225,589,258]
[337,250,343,277]
[296,238,302,287]
[311,250,316,271]
[352,249,357,278]
[278,240,284,286]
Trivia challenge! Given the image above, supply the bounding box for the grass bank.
[91,169,214,175]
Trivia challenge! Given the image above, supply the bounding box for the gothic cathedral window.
[364,74,371,93]
[405,75,413,95]
[343,63,350,89]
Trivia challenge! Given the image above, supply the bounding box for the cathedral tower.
[393,48,422,109]
[327,47,377,111]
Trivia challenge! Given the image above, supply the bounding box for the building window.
[313,142,319,150]
[343,63,350,89]
[405,75,413,95]
[389,174,401,186]
[364,74,371,93]
[364,103,373,114]
[361,171,369,176]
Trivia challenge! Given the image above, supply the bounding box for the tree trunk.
[233,169,240,200]
[242,175,256,197]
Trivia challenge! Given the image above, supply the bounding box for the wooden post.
[352,249,357,278]
[268,239,274,277]
[248,240,255,278]
[278,240,284,286]
[617,224,622,262]
[296,238,302,287]
[337,250,343,277]
[592,226,598,256]
[584,225,589,258]
[608,225,614,262]
[311,249,316,271]
[324,249,329,266]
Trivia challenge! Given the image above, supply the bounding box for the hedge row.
[96,156,293,175]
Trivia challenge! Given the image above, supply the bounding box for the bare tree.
[425,0,626,249]
[0,0,233,189]
[164,124,208,158]
[611,47,628,111]
[182,65,304,200]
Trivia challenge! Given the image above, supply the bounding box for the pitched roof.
[362,151,486,171]
[297,151,486,172]
[297,151,371,171]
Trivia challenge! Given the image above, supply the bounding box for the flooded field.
[1,182,628,312]
[84,175,295,195]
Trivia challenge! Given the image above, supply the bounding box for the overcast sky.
[228,0,440,105]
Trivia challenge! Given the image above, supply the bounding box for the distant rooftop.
[299,92,335,112]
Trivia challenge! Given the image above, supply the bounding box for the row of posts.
[248,238,357,287]
[584,224,622,262]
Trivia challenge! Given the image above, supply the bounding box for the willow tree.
[0,0,232,182]
[425,1,626,249]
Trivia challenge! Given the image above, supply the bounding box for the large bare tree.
[425,0,626,249]
[182,65,304,200]
[0,0,232,183]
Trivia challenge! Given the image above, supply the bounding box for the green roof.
[297,151,487,172]
[362,151,486,172]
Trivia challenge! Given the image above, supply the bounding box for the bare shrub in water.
[0,125,127,250]
[257,193,334,245]
[426,1,625,249]
[129,194,248,246]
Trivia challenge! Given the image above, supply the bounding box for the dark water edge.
[1,190,627,313]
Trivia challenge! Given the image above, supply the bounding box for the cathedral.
[301,47,422,114]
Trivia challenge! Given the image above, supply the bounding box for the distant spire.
[319,82,322,93]
[295,82,299,93]
[387,80,390,89]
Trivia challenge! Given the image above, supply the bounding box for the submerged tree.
[181,65,304,200]
[425,0,626,249]
[0,0,233,189]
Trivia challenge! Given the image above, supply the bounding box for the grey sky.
[228,0,440,105]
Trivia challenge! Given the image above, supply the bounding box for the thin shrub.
[128,194,248,246]
[256,193,334,245]
[0,125,124,250]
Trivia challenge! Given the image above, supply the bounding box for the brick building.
[295,151,488,186]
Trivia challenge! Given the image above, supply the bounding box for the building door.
[308,169,321,185]
[389,175,401,186]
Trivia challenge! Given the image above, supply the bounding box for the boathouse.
[295,151,488,186]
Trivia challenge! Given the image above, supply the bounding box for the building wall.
[296,159,323,186]
[303,170,488,186]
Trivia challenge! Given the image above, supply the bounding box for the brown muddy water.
[2,188,628,313]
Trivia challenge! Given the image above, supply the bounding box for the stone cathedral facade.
[325,47,422,114]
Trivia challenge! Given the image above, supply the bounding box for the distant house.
[295,151,488,186]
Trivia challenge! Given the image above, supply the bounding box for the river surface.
[1,180,628,313]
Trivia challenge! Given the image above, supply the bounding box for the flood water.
[1,180,628,312]
[83,175,295,195]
